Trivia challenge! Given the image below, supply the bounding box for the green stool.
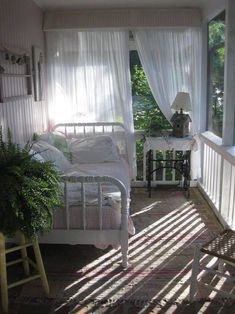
[0,232,49,313]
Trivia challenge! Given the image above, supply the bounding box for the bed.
[35,122,134,268]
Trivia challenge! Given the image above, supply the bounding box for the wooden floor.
[5,188,235,314]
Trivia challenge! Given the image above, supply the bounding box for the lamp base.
[170,112,191,138]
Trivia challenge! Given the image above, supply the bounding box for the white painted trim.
[198,182,227,229]
[44,8,202,30]
[200,131,222,150]
[201,131,235,167]
[223,0,235,146]
[202,0,225,22]
[200,22,208,133]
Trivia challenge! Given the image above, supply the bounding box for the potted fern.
[0,127,61,238]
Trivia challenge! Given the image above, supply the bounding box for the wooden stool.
[190,229,235,302]
[0,232,49,313]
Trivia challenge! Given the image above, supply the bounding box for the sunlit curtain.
[133,28,202,135]
[46,30,135,177]
[133,28,202,179]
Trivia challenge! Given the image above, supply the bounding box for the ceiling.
[33,0,213,11]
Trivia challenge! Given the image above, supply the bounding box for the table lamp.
[170,92,192,137]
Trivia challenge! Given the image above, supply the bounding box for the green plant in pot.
[0,128,61,238]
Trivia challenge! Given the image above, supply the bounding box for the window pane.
[208,11,225,137]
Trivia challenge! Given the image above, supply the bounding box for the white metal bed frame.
[51,121,127,138]
[39,122,130,268]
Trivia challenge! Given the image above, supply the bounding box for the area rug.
[8,188,235,313]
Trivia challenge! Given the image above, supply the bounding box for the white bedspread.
[61,158,131,204]
[53,158,135,247]
[69,158,130,191]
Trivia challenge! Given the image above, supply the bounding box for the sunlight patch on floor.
[131,201,162,217]
[59,199,213,312]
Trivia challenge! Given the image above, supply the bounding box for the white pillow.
[69,135,120,164]
[32,140,71,172]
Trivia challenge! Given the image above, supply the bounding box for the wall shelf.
[1,95,33,102]
[0,50,32,103]
[0,73,32,77]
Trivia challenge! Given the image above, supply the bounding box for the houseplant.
[0,127,61,238]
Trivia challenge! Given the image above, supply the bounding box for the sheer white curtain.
[133,28,202,179]
[133,28,202,135]
[46,30,135,177]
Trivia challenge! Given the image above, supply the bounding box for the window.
[130,50,171,134]
[130,46,171,180]
[208,11,225,137]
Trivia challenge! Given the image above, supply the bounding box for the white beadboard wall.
[0,0,47,143]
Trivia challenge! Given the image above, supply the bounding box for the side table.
[144,136,196,197]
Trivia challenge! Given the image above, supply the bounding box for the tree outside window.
[130,50,171,180]
[208,11,225,138]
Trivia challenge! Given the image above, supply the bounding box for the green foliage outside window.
[131,63,171,133]
[130,51,171,180]
[208,12,225,137]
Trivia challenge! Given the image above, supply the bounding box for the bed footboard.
[40,175,129,268]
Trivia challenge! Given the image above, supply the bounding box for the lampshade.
[171,92,191,112]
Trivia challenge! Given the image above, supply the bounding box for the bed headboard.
[52,122,125,137]
[51,122,128,161]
